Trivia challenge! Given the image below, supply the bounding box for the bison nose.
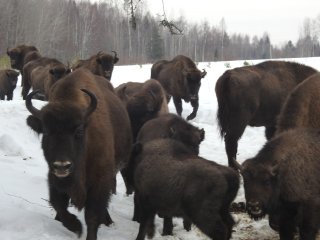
[53,161,73,178]
[104,71,112,79]
[247,200,263,216]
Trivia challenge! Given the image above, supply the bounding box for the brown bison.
[7,45,40,73]
[115,79,169,141]
[132,138,239,240]
[0,69,19,100]
[25,68,132,240]
[30,62,71,100]
[151,55,207,120]
[7,45,69,99]
[215,60,317,168]
[72,51,119,81]
[233,129,320,240]
[132,113,205,235]
[276,72,320,135]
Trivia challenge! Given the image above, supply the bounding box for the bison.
[7,45,40,73]
[151,55,207,120]
[215,60,317,168]
[276,72,320,135]
[132,113,205,235]
[115,79,169,141]
[132,138,239,240]
[7,44,69,99]
[0,69,19,100]
[233,128,320,240]
[30,62,71,100]
[25,68,132,240]
[72,51,119,81]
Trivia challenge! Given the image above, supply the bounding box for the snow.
[1,57,320,239]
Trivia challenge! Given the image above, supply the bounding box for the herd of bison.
[1,44,320,240]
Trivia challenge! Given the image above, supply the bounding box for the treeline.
[1,0,320,65]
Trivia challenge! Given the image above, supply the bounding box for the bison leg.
[85,190,111,240]
[173,97,183,116]
[0,93,4,100]
[162,217,173,236]
[278,203,297,240]
[121,166,134,195]
[299,202,320,240]
[183,218,192,231]
[7,93,13,100]
[186,99,199,121]
[225,134,239,169]
[265,126,276,140]
[49,186,82,237]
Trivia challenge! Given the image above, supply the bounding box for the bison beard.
[24,69,132,240]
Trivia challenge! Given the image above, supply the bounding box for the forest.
[1,0,320,65]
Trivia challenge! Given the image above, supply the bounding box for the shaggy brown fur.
[30,62,71,100]
[215,60,317,168]
[115,79,168,141]
[151,55,207,120]
[7,44,69,100]
[25,69,132,240]
[72,51,119,81]
[276,72,320,135]
[0,69,19,100]
[235,129,320,240]
[133,138,239,240]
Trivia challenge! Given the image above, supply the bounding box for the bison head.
[234,158,279,220]
[96,51,119,80]
[168,117,205,155]
[7,45,38,71]
[49,65,71,81]
[25,89,97,179]
[182,68,206,101]
[5,70,19,88]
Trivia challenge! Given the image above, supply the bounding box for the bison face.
[96,54,117,80]
[25,89,97,179]
[49,66,71,81]
[169,117,205,154]
[6,70,19,88]
[241,161,278,220]
[183,70,206,100]
[7,48,22,70]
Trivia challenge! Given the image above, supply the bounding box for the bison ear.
[49,69,55,75]
[26,115,43,134]
[96,57,102,64]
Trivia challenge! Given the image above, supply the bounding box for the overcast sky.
[145,0,320,46]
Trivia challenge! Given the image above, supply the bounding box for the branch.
[159,0,183,35]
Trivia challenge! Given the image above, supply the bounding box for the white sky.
[145,0,320,46]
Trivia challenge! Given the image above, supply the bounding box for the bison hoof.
[61,214,83,237]
[183,219,192,231]
[230,202,246,213]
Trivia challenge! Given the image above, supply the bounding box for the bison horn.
[25,90,42,119]
[112,51,118,58]
[201,69,207,78]
[232,157,244,172]
[81,89,97,119]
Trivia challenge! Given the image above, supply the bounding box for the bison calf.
[0,69,19,100]
[234,129,320,240]
[133,138,239,240]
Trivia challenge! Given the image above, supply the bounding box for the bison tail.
[215,71,232,139]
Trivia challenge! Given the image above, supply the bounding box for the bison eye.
[74,126,84,139]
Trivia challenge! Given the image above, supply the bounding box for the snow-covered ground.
[1,57,320,240]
